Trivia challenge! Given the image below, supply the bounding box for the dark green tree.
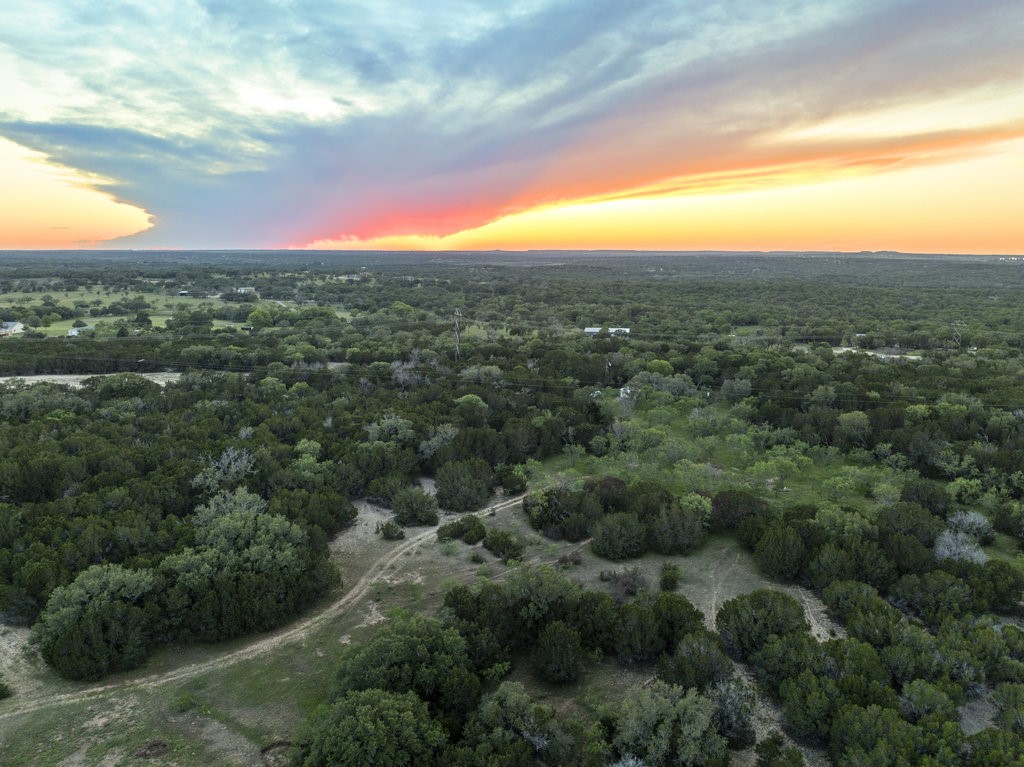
[435,459,494,512]
[293,689,447,767]
[392,487,439,526]
[716,589,809,661]
[33,563,157,681]
[532,620,584,684]
[334,611,481,728]
[592,513,646,560]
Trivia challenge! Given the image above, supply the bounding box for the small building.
[584,326,631,336]
[235,287,257,294]
[0,321,25,336]
[177,290,190,296]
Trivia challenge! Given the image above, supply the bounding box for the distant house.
[235,287,257,295]
[0,321,25,336]
[584,326,631,336]
[177,290,190,296]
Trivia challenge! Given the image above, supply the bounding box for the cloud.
[0,0,1022,248]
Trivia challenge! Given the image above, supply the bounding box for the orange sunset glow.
[1,2,1023,253]
[0,138,151,248]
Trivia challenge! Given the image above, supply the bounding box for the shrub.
[716,589,809,661]
[435,459,494,512]
[533,620,584,683]
[437,515,486,544]
[392,487,439,527]
[377,520,405,540]
[483,530,523,562]
[592,513,646,560]
[658,631,733,691]
[660,562,681,591]
[496,464,528,494]
[601,566,647,599]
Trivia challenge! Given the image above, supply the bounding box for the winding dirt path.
[702,548,742,630]
[0,494,525,722]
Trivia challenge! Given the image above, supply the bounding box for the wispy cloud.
[1,0,1022,248]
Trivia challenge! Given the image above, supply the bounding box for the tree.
[614,601,663,664]
[708,678,755,748]
[754,524,805,580]
[755,732,806,767]
[779,670,840,744]
[294,689,447,767]
[828,704,918,765]
[33,563,157,681]
[392,487,439,526]
[160,499,332,642]
[592,513,646,560]
[435,459,494,512]
[532,620,584,683]
[645,494,710,555]
[334,611,481,727]
[658,631,733,691]
[716,589,809,661]
[612,681,728,767]
[456,681,573,766]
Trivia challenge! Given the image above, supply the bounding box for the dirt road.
[0,494,525,722]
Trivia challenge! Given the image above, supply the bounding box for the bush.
[658,631,733,691]
[483,530,523,562]
[592,513,646,560]
[496,464,528,494]
[391,487,439,527]
[660,563,681,591]
[437,515,486,544]
[533,620,584,683]
[601,566,647,599]
[435,459,494,512]
[33,564,158,681]
[716,589,809,661]
[377,520,405,540]
[754,525,805,580]
[0,677,11,700]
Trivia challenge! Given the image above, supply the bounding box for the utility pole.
[453,308,462,361]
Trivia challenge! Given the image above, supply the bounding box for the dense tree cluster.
[524,476,710,560]
[5,253,1024,763]
[292,566,757,766]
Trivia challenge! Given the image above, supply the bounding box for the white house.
[584,326,631,336]
[0,321,25,336]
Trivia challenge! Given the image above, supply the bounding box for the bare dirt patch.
[133,741,169,758]
[959,689,997,735]
[0,626,49,698]
[0,372,182,388]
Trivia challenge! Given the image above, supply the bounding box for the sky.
[1,0,1022,254]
